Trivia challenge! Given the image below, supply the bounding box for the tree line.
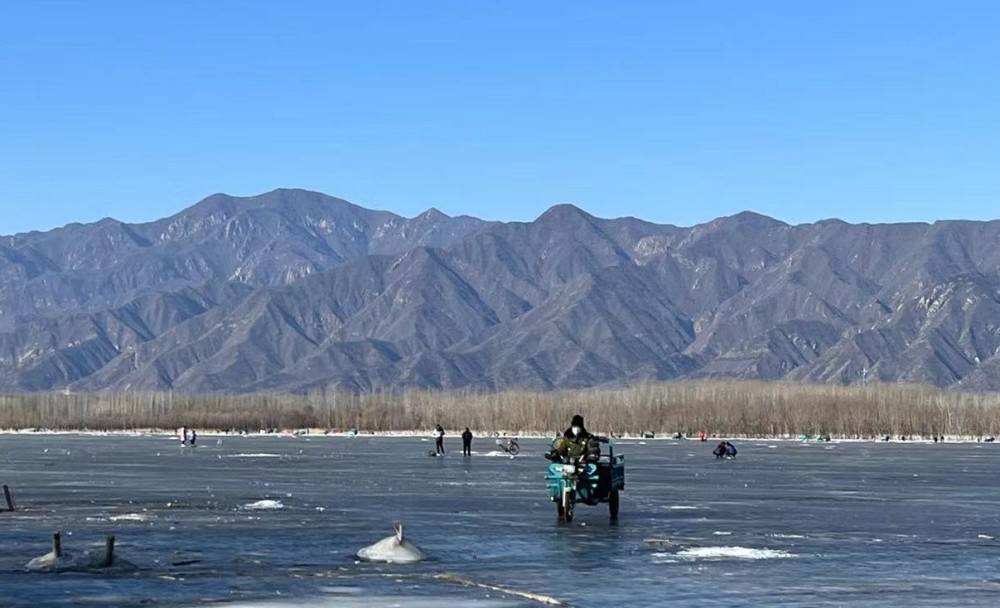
[1,380,999,438]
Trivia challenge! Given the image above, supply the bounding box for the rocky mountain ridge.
[2,188,998,392]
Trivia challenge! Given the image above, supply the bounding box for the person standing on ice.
[434,425,445,455]
[461,427,473,456]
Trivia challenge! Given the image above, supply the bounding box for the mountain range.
[2,188,999,393]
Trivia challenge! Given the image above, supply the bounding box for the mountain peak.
[415,207,450,221]
[728,210,785,225]
[703,210,788,230]
[536,203,592,223]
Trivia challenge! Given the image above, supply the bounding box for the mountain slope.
[2,189,999,392]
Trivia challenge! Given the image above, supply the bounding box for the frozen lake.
[2,434,1000,607]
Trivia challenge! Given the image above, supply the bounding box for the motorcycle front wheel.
[560,492,575,523]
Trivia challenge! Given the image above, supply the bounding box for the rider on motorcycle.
[548,415,599,462]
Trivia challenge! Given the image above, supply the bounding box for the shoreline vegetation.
[2,381,1000,439]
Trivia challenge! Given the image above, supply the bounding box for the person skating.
[462,427,473,456]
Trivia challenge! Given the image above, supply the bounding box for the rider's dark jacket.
[563,426,592,441]
[560,427,599,462]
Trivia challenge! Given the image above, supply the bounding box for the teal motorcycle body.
[544,438,624,522]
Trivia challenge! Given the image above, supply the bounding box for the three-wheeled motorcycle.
[545,436,625,522]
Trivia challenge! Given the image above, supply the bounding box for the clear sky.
[2,1,999,235]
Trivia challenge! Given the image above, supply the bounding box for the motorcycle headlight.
[562,464,577,474]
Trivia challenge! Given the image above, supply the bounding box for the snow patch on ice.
[244,500,284,511]
[356,534,425,563]
[477,450,519,458]
[226,453,283,458]
[109,513,150,522]
[677,546,796,560]
[202,598,517,607]
[650,552,679,564]
[667,505,699,510]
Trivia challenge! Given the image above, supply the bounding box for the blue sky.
[2,1,999,234]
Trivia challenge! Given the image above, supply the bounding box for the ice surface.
[3,435,1000,607]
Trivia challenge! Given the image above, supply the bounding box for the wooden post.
[2,485,13,511]
[102,535,115,567]
[52,532,62,558]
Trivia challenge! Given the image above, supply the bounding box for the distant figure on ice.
[699,431,707,442]
[462,428,473,456]
[178,427,189,445]
[714,441,737,460]
[435,425,445,455]
[190,429,197,446]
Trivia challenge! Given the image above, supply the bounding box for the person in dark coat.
[462,428,473,456]
[562,414,592,443]
[548,414,599,462]
[714,441,737,459]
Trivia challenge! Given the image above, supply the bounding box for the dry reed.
[2,381,999,438]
